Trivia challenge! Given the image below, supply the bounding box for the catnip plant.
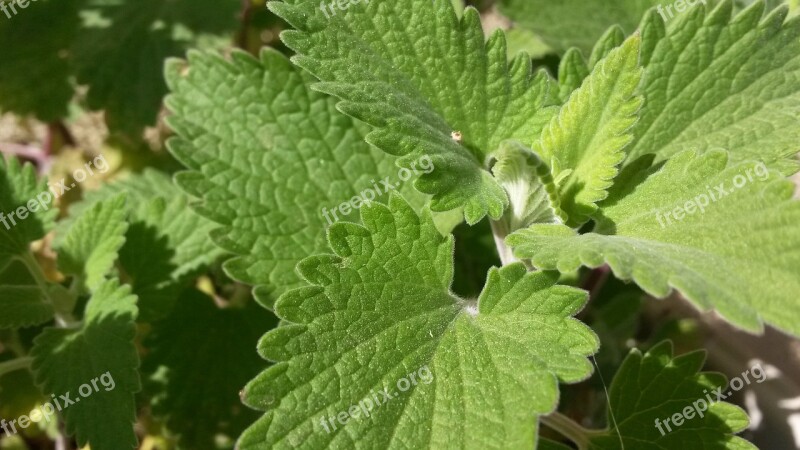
[0,0,798,449]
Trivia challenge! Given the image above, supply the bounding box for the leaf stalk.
[540,412,596,450]
[0,356,33,377]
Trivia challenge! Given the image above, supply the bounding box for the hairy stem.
[0,356,33,377]
[489,220,519,266]
[0,142,45,162]
[17,252,78,326]
[540,412,597,450]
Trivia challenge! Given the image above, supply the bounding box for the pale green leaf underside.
[498,0,662,54]
[0,285,54,329]
[589,341,754,449]
[629,1,800,174]
[166,49,441,308]
[508,149,800,335]
[490,140,564,238]
[30,279,140,450]
[270,0,559,224]
[57,194,128,292]
[535,36,643,225]
[238,195,597,449]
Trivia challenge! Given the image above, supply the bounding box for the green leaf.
[737,0,799,15]
[556,49,590,103]
[0,259,53,328]
[117,197,219,321]
[535,37,643,225]
[72,0,240,136]
[508,149,800,335]
[0,0,82,120]
[238,195,597,449]
[57,194,128,292]
[589,26,628,69]
[165,49,434,308]
[0,286,53,329]
[628,1,800,174]
[498,0,661,54]
[588,341,754,449]
[270,0,558,224]
[451,0,465,16]
[0,0,239,134]
[0,157,57,267]
[30,279,140,450]
[143,289,277,449]
[60,169,224,320]
[505,28,554,61]
[555,25,628,103]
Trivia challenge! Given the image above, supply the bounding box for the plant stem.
[0,356,33,377]
[582,266,610,300]
[16,252,78,326]
[19,252,49,290]
[6,330,27,357]
[540,412,595,450]
[489,220,519,266]
[0,142,46,163]
[55,421,72,450]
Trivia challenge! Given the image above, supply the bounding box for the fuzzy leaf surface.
[238,195,597,449]
[270,0,559,224]
[508,150,800,335]
[556,26,627,102]
[166,50,429,308]
[629,1,800,174]
[498,0,660,53]
[535,37,643,225]
[490,140,564,264]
